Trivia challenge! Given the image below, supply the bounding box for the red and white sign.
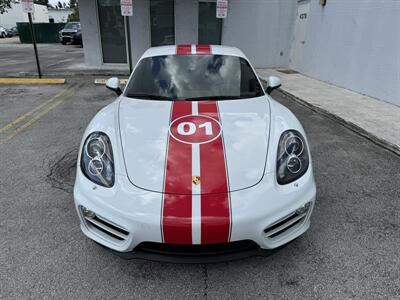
[21,0,34,13]
[121,0,133,16]
[216,0,228,19]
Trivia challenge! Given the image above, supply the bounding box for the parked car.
[74,45,316,262]
[71,29,82,46]
[0,26,7,38]
[59,22,80,44]
[6,27,18,37]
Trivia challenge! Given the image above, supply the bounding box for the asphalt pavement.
[0,78,399,299]
[0,37,129,77]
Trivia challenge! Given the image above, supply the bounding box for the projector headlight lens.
[81,132,114,187]
[277,130,309,185]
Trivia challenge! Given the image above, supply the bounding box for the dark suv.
[59,22,81,44]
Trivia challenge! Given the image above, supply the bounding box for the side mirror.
[266,76,282,94]
[105,77,122,96]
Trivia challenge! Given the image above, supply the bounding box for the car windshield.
[125,54,264,101]
[64,23,79,29]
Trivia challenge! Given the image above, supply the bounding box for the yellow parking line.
[0,78,66,85]
[0,87,70,134]
[0,90,74,145]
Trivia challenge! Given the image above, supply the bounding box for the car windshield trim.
[125,93,174,101]
[124,54,264,101]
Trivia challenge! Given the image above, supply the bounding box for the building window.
[150,0,175,47]
[198,2,222,45]
[97,0,127,63]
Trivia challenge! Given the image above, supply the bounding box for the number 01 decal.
[170,115,221,144]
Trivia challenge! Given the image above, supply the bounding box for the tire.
[61,41,66,45]
[1,32,5,38]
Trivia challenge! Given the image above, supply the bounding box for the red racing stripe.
[198,101,231,244]
[162,101,193,244]
[176,45,192,55]
[196,44,211,54]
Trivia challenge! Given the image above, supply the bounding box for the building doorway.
[198,2,222,45]
[150,0,175,47]
[97,0,127,64]
[290,0,310,70]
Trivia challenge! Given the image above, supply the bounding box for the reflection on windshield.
[125,55,263,100]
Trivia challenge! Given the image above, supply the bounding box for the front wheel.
[0,33,6,38]
[61,41,66,45]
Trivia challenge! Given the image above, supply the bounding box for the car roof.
[141,45,247,60]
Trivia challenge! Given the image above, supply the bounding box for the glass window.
[198,2,222,45]
[97,0,127,63]
[125,55,264,101]
[150,0,175,47]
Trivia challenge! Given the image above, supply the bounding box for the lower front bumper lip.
[96,241,288,264]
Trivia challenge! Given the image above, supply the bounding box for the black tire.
[61,40,67,45]
[1,32,6,38]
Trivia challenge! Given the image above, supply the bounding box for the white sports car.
[74,45,316,262]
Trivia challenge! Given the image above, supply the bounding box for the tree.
[68,3,79,21]
[34,0,49,6]
[68,0,77,8]
[0,0,14,14]
[57,1,62,8]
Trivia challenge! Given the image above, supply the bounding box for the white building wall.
[80,0,102,66]
[0,3,49,28]
[222,0,297,68]
[48,9,72,23]
[290,0,400,106]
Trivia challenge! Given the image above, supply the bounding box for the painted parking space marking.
[0,83,83,145]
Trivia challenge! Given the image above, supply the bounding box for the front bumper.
[74,169,316,262]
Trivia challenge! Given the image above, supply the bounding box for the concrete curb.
[276,88,400,157]
[0,78,66,84]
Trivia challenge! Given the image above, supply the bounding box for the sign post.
[22,0,42,78]
[216,0,228,19]
[121,0,133,73]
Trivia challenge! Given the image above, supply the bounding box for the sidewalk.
[257,69,400,156]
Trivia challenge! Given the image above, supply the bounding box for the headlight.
[276,130,309,185]
[81,132,114,187]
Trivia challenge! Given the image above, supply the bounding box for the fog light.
[296,202,311,215]
[81,206,96,218]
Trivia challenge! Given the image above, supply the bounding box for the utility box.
[17,22,66,43]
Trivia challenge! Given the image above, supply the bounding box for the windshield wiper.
[126,93,173,101]
[184,95,249,101]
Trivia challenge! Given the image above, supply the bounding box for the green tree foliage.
[68,3,79,21]
[57,1,62,8]
[69,0,77,8]
[0,0,14,14]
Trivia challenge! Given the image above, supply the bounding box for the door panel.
[97,0,127,63]
[198,2,222,45]
[290,1,310,70]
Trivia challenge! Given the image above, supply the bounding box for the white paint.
[191,101,201,245]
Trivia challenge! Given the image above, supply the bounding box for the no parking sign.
[216,0,228,18]
[121,0,133,16]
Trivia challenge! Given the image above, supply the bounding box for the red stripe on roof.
[196,44,211,54]
[176,45,192,55]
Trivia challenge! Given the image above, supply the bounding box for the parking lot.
[1,78,399,299]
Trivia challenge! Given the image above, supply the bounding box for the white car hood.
[119,96,270,194]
